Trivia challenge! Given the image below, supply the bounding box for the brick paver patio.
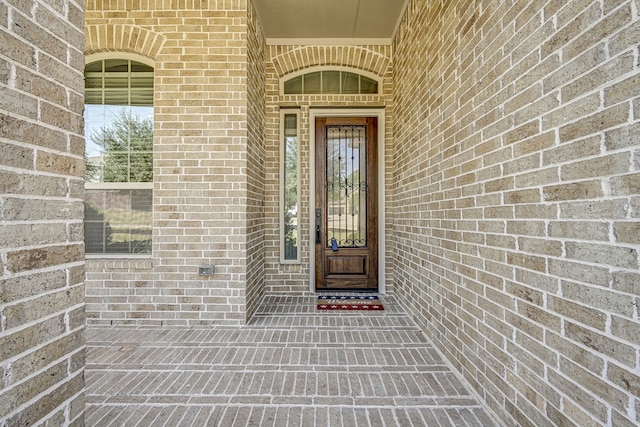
[85,295,500,426]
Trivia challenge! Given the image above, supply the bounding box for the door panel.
[315,117,378,291]
[326,255,367,275]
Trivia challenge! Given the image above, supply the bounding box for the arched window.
[84,58,154,255]
[282,69,380,95]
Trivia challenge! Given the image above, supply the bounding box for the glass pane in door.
[325,125,367,248]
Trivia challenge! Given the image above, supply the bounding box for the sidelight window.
[281,110,300,262]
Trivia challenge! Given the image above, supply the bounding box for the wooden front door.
[315,117,378,291]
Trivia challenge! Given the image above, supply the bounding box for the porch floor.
[85,295,500,426]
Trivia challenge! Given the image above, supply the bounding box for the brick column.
[0,1,86,425]
[84,0,265,326]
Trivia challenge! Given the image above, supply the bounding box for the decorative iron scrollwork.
[325,125,368,249]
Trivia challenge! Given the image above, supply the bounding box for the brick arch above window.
[269,45,392,79]
[85,24,166,59]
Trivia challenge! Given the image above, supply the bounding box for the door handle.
[315,208,321,244]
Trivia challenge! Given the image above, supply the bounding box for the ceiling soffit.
[252,0,409,45]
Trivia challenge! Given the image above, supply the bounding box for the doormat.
[317,295,384,310]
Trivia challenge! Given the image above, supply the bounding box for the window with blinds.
[84,59,154,255]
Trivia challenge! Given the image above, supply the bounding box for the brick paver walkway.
[85,295,500,426]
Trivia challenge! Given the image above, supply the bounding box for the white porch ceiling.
[253,0,409,45]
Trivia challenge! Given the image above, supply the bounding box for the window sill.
[85,254,152,259]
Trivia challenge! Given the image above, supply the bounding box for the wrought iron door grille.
[325,125,367,248]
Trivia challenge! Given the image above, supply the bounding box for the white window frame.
[280,108,301,263]
[84,53,154,259]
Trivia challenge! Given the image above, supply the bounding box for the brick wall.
[84,0,260,326]
[263,45,395,294]
[393,1,640,426]
[245,0,266,320]
[84,4,397,321]
[0,1,86,425]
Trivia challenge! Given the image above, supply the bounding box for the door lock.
[315,208,321,244]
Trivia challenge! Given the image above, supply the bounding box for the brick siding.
[246,0,266,320]
[263,45,395,295]
[84,0,262,326]
[0,1,86,425]
[78,1,640,424]
[84,3,397,319]
[393,1,640,426]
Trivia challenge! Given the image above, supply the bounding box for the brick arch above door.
[269,45,392,78]
[85,24,166,59]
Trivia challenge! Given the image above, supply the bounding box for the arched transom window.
[282,69,380,95]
